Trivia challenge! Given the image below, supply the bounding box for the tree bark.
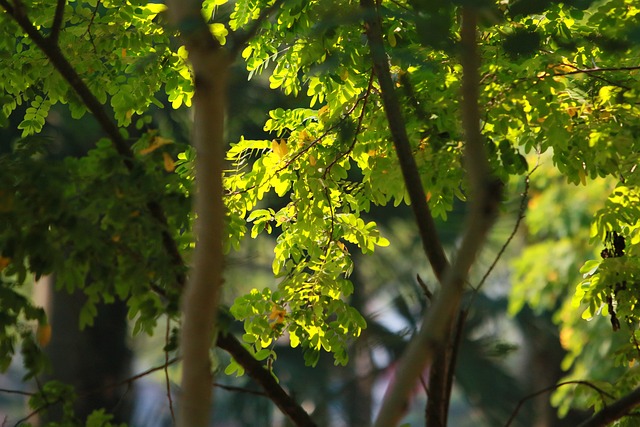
[166,2,229,426]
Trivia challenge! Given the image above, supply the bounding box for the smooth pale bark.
[166,2,228,426]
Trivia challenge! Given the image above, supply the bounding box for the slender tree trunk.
[166,2,228,426]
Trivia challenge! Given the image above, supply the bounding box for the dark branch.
[360,0,450,282]
[50,0,65,44]
[0,0,13,14]
[216,332,317,427]
[213,382,267,397]
[2,0,130,161]
[0,388,33,397]
[505,380,615,427]
[578,386,640,427]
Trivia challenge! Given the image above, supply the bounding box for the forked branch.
[370,7,501,426]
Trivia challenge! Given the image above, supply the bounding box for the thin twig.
[419,374,429,397]
[548,64,633,90]
[80,0,101,54]
[0,388,33,397]
[475,162,539,291]
[442,309,468,422]
[505,380,616,427]
[552,64,640,76]
[323,70,375,177]
[416,274,433,300]
[213,382,268,397]
[94,357,180,395]
[165,316,176,425]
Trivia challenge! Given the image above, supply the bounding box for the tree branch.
[372,8,501,426]
[50,0,66,44]
[1,0,131,163]
[216,332,318,427]
[360,0,449,283]
[476,163,538,291]
[578,386,640,427]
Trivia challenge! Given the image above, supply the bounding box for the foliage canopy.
[1,0,640,425]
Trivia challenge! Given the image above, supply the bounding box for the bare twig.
[213,382,267,397]
[476,162,539,291]
[323,70,375,177]
[505,380,616,427]
[0,388,34,397]
[442,309,468,423]
[80,0,102,54]
[95,358,180,394]
[416,274,433,300]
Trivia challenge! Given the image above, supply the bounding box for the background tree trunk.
[37,276,132,424]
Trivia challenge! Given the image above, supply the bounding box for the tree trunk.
[37,276,132,424]
[166,2,228,426]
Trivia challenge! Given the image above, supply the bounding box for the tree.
[1,0,640,426]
